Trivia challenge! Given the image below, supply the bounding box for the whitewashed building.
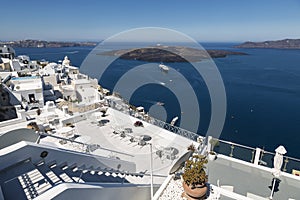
[10,76,44,109]
[73,78,101,105]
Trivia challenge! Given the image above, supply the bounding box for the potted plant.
[182,153,208,199]
[208,138,219,161]
[187,143,196,152]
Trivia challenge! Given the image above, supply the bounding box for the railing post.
[207,136,212,152]
[283,157,288,172]
[251,150,255,163]
[229,144,235,157]
[254,148,261,165]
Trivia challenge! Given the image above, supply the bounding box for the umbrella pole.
[269,178,276,199]
[149,143,154,200]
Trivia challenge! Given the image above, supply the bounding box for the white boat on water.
[1,45,300,200]
[156,102,164,106]
[159,64,169,72]
[170,116,178,126]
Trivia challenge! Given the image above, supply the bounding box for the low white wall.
[36,183,155,200]
[0,141,136,173]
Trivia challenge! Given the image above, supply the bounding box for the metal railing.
[107,95,201,142]
[261,150,300,173]
[213,138,300,174]
[214,139,256,163]
[105,94,300,175]
[151,118,200,141]
[39,132,134,158]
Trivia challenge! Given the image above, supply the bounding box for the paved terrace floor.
[207,154,300,199]
[42,107,196,185]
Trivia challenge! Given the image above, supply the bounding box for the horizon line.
[1,37,299,44]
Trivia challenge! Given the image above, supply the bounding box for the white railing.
[213,138,300,174]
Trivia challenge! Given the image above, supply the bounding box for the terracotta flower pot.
[182,181,207,200]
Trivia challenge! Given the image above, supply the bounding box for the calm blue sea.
[15,44,300,157]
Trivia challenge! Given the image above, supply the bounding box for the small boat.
[159,63,169,71]
[156,102,164,106]
[170,116,178,126]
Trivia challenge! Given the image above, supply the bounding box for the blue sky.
[1,0,300,42]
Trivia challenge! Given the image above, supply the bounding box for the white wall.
[36,183,155,200]
[75,82,99,104]
[13,89,44,104]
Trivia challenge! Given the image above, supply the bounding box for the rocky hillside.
[0,39,97,48]
[235,39,300,49]
[101,46,246,62]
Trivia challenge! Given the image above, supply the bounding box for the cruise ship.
[159,64,169,72]
[0,45,300,200]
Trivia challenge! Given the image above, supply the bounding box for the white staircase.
[0,141,143,199]
[18,168,51,199]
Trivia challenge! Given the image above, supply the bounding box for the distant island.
[101,46,246,62]
[235,39,300,49]
[0,39,98,48]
